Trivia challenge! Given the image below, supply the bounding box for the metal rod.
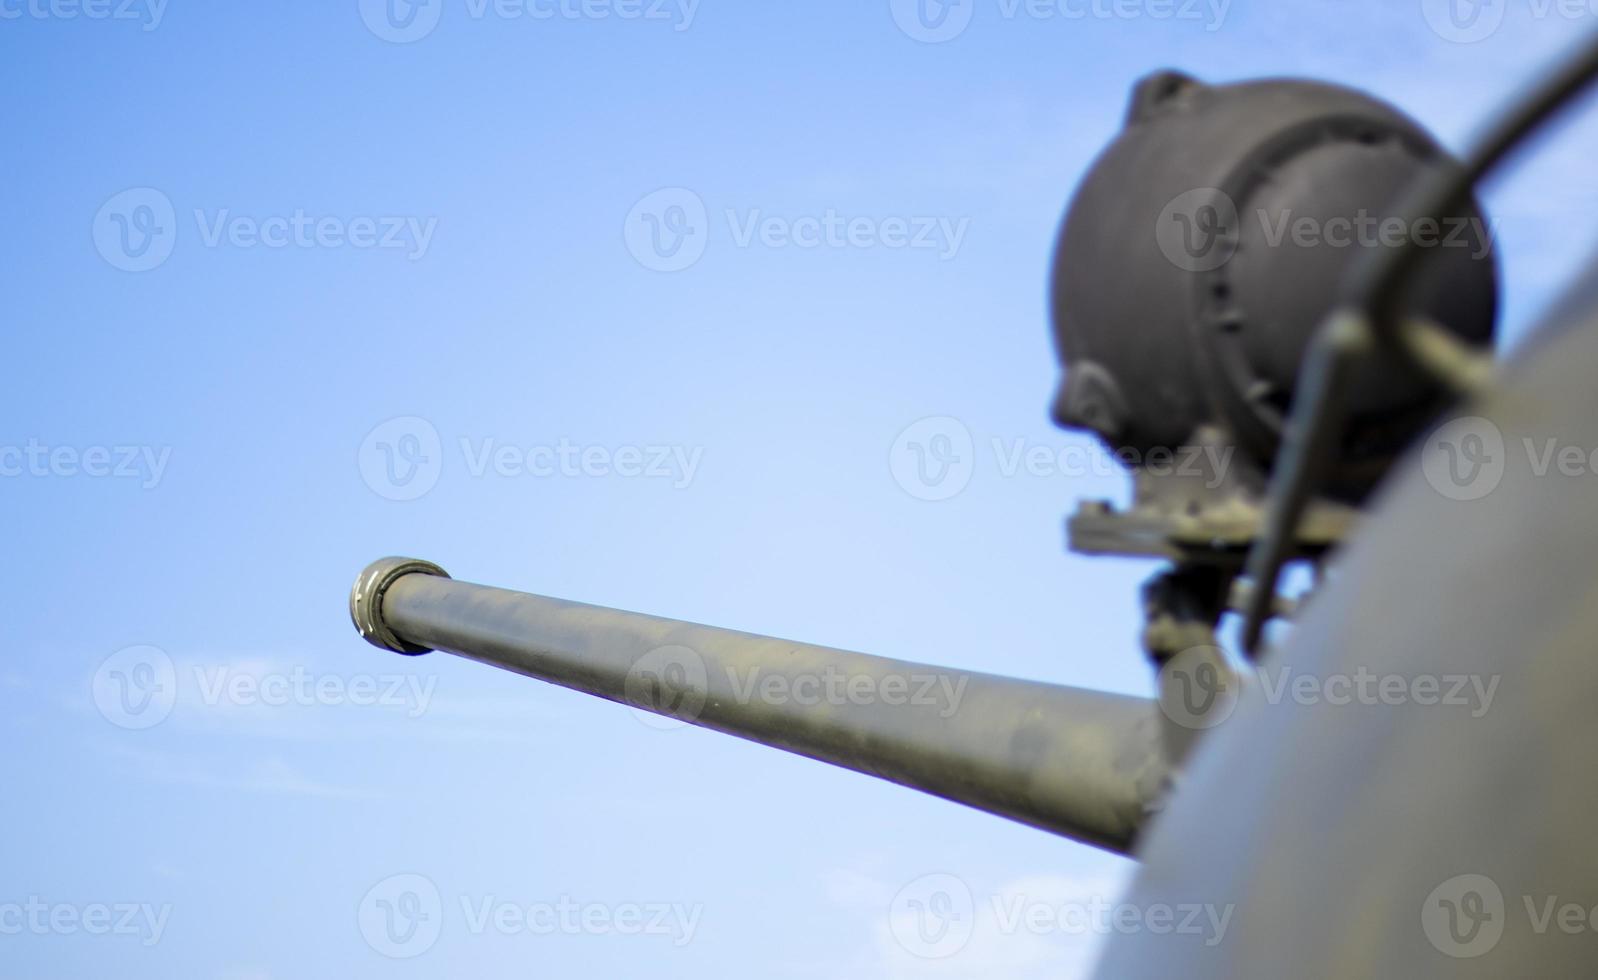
[350,557,1169,854]
[1241,310,1373,656]
[1358,29,1598,345]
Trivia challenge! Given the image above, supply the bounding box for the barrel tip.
[350,557,450,655]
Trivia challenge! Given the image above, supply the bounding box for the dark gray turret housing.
[1050,71,1497,498]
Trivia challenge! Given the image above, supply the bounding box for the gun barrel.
[351,557,1167,853]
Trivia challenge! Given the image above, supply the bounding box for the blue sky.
[4,4,1597,978]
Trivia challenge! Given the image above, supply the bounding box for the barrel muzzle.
[350,556,450,655]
